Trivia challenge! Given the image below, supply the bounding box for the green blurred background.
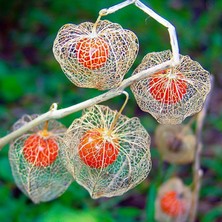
[0,0,222,221]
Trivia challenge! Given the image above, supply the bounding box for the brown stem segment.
[41,121,49,137]
[188,76,214,222]
[43,121,49,131]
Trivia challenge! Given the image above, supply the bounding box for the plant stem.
[0,61,172,150]
[0,0,181,149]
[108,91,129,134]
[188,76,214,222]
[99,0,180,65]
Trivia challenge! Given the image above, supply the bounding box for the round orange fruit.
[76,37,109,70]
[149,69,187,104]
[23,134,58,167]
[78,128,119,168]
[160,190,186,217]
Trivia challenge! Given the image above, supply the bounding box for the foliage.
[0,0,222,221]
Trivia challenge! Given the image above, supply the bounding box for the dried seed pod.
[155,178,192,222]
[61,105,151,199]
[53,20,139,90]
[155,124,196,164]
[9,115,73,203]
[130,50,211,124]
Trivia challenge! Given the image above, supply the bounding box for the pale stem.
[99,0,180,65]
[0,0,179,148]
[99,0,136,16]
[188,76,214,222]
[92,14,102,36]
[135,0,180,65]
[0,60,172,150]
[108,91,129,134]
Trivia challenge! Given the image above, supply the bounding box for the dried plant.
[155,178,192,222]
[131,50,211,124]
[0,2,212,220]
[53,20,139,90]
[9,115,73,203]
[61,105,151,198]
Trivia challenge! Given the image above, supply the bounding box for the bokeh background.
[0,0,222,221]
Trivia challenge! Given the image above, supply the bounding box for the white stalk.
[99,0,136,16]
[0,0,179,148]
[135,0,180,65]
[99,0,180,65]
[0,60,171,150]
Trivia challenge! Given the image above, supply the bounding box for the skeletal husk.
[130,50,211,124]
[155,124,196,164]
[53,20,139,90]
[155,177,192,222]
[9,114,73,203]
[61,105,151,199]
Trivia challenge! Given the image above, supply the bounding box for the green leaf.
[202,205,222,222]
[145,183,157,222]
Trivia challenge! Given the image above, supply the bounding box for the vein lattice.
[61,105,151,199]
[53,20,139,90]
[130,50,211,124]
[9,115,73,203]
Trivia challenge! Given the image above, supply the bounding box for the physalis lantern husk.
[61,105,151,199]
[9,115,73,203]
[53,20,139,90]
[131,50,211,124]
[155,178,192,222]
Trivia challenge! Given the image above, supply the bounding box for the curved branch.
[0,0,180,149]
[99,0,180,65]
[0,60,172,150]
[135,0,180,65]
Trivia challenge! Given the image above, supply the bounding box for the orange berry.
[75,37,109,70]
[23,134,58,167]
[78,128,119,168]
[149,69,187,104]
[160,191,186,217]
